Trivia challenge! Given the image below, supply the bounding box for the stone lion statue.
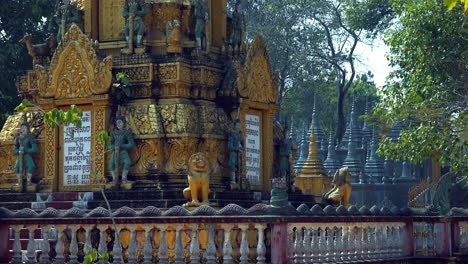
[321,166,352,207]
[183,152,210,207]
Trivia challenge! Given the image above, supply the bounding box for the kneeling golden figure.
[183,152,210,207]
[322,166,352,207]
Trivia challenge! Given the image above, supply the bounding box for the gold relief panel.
[191,68,201,83]
[199,139,227,176]
[0,112,44,142]
[35,24,112,99]
[151,3,181,34]
[158,64,178,80]
[99,0,126,42]
[131,83,153,98]
[119,104,163,135]
[114,64,153,83]
[237,34,278,104]
[178,63,191,83]
[130,138,163,175]
[164,137,197,173]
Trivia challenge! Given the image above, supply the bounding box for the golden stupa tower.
[294,132,331,196]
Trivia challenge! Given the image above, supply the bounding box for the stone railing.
[0,204,467,264]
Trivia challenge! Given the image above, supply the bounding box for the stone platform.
[0,189,317,211]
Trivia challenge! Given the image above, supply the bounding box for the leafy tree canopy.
[375,0,467,174]
[0,0,55,128]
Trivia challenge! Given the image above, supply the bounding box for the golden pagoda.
[0,0,279,194]
[294,132,331,196]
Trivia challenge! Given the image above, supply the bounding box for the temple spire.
[343,118,362,183]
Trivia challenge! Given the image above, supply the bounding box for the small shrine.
[0,0,282,204]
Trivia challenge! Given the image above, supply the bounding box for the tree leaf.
[444,0,458,10]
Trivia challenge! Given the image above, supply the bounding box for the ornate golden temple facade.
[0,0,279,193]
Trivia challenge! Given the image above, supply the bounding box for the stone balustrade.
[0,204,467,264]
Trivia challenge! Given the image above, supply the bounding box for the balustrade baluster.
[393,225,401,257]
[205,224,216,264]
[397,224,405,257]
[293,225,303,263]
[255,224,267,264]
[26,225,37,264]
[68,225,79,264]
[303,226,312,263]
[53,225,65,264]
[354,226,361,260]
[366,226,373,259]
[127,226,137,264]
[333,227,342,262]
[112,228,123,264]
[10,226,22,264]
[288,225,295,262]
[174,224,184,264]
[84,226,92,254]
[375,224,383,259]
[221,224,233,264]
[142,227,153,264]
[319,227,327,262]
[310,227,319,262]
[189,224,200,264]
[360,225,367,260]
[97,226,107,264]
[238,224,249,264]
[301,226,309,263]
[40,226,50,264]
[158,225,169,264]
[341,225,349,261]
[325,227,332,263]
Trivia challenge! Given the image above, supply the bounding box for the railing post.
[255,223,267,264]
[10,225,22,264]
[403,221,414,257]
[0,223,9,264]
[158,224,169,264]
[271,223,288,264]
[205,224,217,264]
[434,219,452,257]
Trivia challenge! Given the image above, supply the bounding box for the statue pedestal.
[121,47,133,54]
[26,183,38,193]
[167,46,182,54]
[134,47,145,54]
[11,184,21,192]
[295,175,331,197]
[120,181,135,190]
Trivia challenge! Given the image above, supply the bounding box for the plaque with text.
[245,114,261,185]
[63,111,92,186]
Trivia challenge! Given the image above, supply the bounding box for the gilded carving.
[237,34,278,104]
[0,112,44,142]
[199,139,226,175]
[159,64,177,80]
[99,0,126,41]
[93,109,106,183]
[35,24,112,99]
[151,3,181,34]
[115,65,151,83]
[131,139,162,175]
[165,138,197,173]
[120,104,163,135]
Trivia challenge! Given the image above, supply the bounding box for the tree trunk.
[335,90,345,143]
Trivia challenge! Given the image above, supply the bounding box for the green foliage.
[444,0,468,12]
[83,248,109,264]
[375,0,468,174]
[0,0,56,129]
[344,0,395,38]
[110,72,132,108]
[15,99,83,129]
[43,105,83,129]
[97,131,111,146]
